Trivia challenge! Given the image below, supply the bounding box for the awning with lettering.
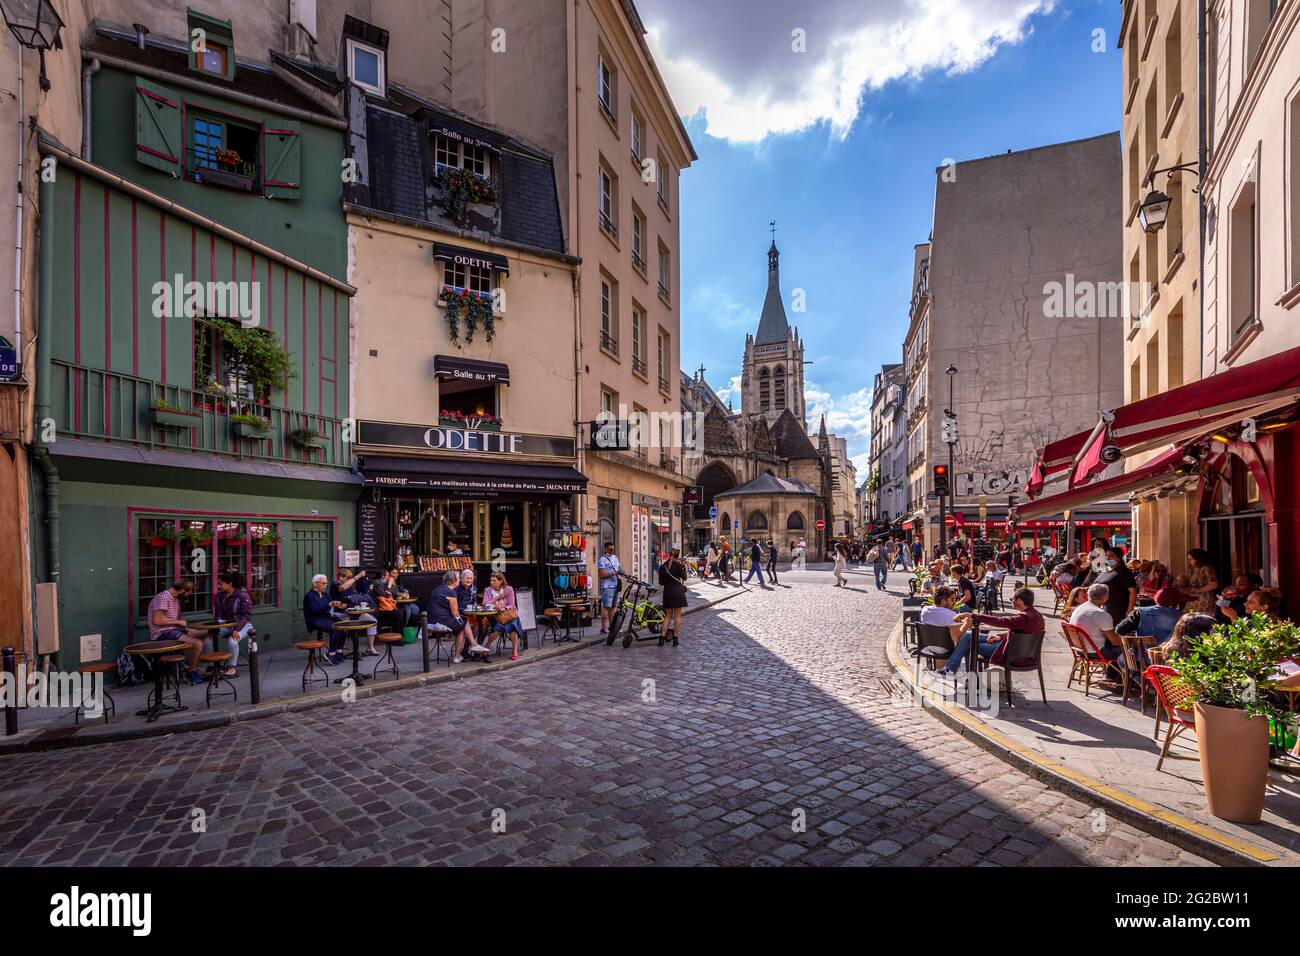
[426,112,507,153]
[433,354,510,386]
[432,242,510,275]
[359,455,586,496]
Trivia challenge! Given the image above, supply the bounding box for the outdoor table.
[332,620,373,686]
[124,639,190,722]
[553,599,590,644]
[344,606,374,617]
[462,608,500,657]
[194,620,236,652]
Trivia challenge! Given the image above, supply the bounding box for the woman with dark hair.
[214,570,253,678]
[1185,549,1219,615]
[658,548,689,646]
[1153,612,1218,662]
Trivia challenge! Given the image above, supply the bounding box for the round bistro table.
[124,639,190,722]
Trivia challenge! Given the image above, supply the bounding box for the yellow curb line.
[885,619,1281,864]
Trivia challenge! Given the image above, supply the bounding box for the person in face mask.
[1093,544,1138,626]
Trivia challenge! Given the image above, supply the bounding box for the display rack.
[546,526,590,602]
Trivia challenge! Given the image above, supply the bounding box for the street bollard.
[248,630,262,705]
[419,612,430,673]
[3,646,17,736]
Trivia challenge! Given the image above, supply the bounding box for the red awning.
[1015,445,1191,522]
[1028,343,1300,496]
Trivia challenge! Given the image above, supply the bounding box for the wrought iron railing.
[600,330,619,355]
[50,360,351,468]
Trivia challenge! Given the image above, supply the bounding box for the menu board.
[489,502,525,561]
[358,501,382,568]
[515,587,536,632]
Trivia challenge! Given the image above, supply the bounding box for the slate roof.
[719,474,818,497]
[755,241,791,345]
[359,88,566,256]
[769,409,820,459]
[85,27,339,119]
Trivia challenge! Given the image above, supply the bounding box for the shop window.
[598,498,618,556]
[433,135,490,178]
[346,37,386,96]
[188,113,261,192]
[136,515,280,620]
[438,376,498,424]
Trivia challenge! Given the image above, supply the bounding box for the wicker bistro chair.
[1060,621,1117,698]
[982,630,1048,708]
[1051,578,1072,615]
[1118,634,1157,715]
[1144,665,1197,771]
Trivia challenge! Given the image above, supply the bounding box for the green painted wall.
[91,64,347,281]
[44,459,357,665]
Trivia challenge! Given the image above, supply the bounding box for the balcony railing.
[600,330,619,356]
[51,360,352,468]
[632,249,646,273]
[632,354,647,376]
[658,375,670,395]
[599,210,618,240]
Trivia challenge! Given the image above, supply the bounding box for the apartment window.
[1246,0,1276,69]
[600,276,619,355]
[656,154,668,209]
[597,53,617,122]
[1164,9,1182,118]
[631,111,644,164]
[1165,178,1184,268]
[1144,231,1159,305]
[601,387,617,417]
[631,206,646,272]
[188,113,260,190]
[346,38,386,95]
[1125,18,1139,105]
[657,243,670,300]
[1291,94,1300,284]
[1143,80,1158,167]
[631,305,646,376]
[1129,358,1141,403]
[188,10,235,81]
[657,328,669,393]
[1128,250,1143,332]
[1145,332,1160,399]
[1229,185,1259,344]
[434,135,489,177]
[1168,305,1185,389]
[1127,139,1140,209]
[1208,13,1219,158]
[444,260,492,295]
[599,163,617,238]
[195,318,272,401]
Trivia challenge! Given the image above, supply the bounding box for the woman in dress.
[832,544,848,588]
[658,548,689,646]
[1185,548,1219,615]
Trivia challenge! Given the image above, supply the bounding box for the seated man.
[935,587,1044,676]
[920,585,971,646]
[147,579,209,685]
[1070,583,1122,677]
[1116,586,1184,645]
[430,570,488,662]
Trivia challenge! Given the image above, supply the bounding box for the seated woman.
[1139,561,1171,602]
[330,567,379,657]
[430,569,488,663]
[371,567,418,632]
[303,574,347,666]
[1060,586,1089,621]
[484,571,526,661]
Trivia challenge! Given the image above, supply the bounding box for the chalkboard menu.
[358,501,382,568]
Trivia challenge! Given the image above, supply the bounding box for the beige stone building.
[1120,0,1203,563]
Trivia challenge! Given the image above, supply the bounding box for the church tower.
[741,239,806,426]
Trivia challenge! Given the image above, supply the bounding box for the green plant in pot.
[289,427,326,450]
[231,412,272,439]
[1168,613,1300,823]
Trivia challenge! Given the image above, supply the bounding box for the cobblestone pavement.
[0,577,1209,866]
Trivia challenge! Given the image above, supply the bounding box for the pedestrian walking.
[832,544,848,588]
[597,541,622,634]
[658,548,688,647]
[870,542,889,590]
[766,539,779,584]
[743,538,766,587]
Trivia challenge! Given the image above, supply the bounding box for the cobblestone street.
[0,576,1208,866]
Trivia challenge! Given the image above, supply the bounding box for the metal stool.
[73,661,117,724]
[296,639,330,692]
[372,632,403,680]
[199,651,236,707]
[152,653,186,711]
[541,608,564,646]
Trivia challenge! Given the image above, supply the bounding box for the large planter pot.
[1194,701,1270,824]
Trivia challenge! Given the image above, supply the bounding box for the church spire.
[755,237,790,346]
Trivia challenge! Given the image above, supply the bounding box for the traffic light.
[932,464,950,497]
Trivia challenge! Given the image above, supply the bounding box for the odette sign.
[356,419,576,459]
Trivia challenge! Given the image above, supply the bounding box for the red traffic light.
[932,464,950,496]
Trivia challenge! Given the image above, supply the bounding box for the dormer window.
[346,37,385,96]
[186,10,235,82]
[434,134,489,177]
[197,40,228,76]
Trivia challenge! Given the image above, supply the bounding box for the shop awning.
[1028,343,1300,496]
[433,354,510,385]
[432,242,510,275]
[425,112,507,153]
[1015,445,1191,522]
[360,455,586,496]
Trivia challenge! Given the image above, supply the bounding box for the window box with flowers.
[147,524,184,549]
[231,413,272,440]
[150,398,201,431]
[434,167,498,225]
[439,409,503,431]
[438,286,497,346]
[289,427,327,451]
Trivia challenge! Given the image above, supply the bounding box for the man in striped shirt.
[147,580,207,684]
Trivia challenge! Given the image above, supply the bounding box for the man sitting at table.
[1115,586,1184,646]
[934,587,1044,677]
[147,579,208,685]
[1070,583,1123,682]
[920,586,971,645]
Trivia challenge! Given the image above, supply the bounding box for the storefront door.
[287,521,333,640]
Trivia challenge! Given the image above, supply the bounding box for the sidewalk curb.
[884,618,1281,868]
[0,586,748,757]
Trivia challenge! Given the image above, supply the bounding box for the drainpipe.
[81,58,100,161]
[1197,0,1207,380]
[12,37,23,361]
[33,173,59,586]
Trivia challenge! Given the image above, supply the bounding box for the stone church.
[681,240,837,558]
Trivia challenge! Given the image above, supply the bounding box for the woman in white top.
[832,544,848,588]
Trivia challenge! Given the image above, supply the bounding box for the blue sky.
[637,0,1123,472]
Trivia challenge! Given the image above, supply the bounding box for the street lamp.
[941,364,957,556]
[1,0,64,92]
[1137,162,1199,234]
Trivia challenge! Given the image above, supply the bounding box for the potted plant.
[147,524,182,548]
[150,397,200,430]
[231,413,272,440]
[182,526,212,548]
[1169,613,1300,823]
[438,286,497,345]
[289,427,326,451]
[433,166,497,224]
[257,527,281,547]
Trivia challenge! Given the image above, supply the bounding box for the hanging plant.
[434,166,497,224]
[199,319,296,399]
[439,287,496,345]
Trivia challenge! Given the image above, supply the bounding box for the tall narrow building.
[741,242,806,426]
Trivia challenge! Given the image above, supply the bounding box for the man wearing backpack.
[868,542,888,590]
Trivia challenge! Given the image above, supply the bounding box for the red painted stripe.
[301,275,307,410]
[104,189,111,436]
[160,216,166,382]
[282,267,288,393]
[138,86,180,108]
[136,144,179,164]
[131,201,138,376]
[333,291,339,420]
[318,281,323,414]
[74,176,82,433]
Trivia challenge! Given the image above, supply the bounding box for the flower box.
[147,537,169,548]
[232,420,271,440]
[439,415,501,431]
[223,537,249,547]
[150,407,201,430]
[289,431,327,451]
[197,166,256,192]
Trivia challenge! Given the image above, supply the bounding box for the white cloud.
[806,382,874,464]
[642,0,1054,143]
[713,374,744,407]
